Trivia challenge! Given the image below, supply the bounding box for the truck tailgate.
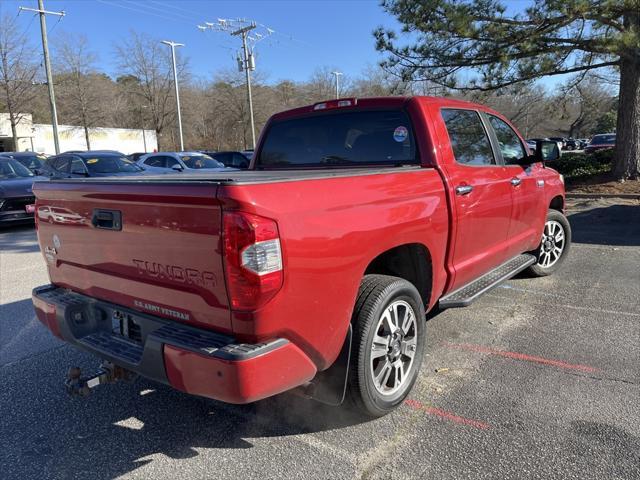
[33,181,231,332]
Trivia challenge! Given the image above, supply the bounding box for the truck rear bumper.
[32,285,317,404]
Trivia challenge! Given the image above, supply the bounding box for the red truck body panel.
[218,168,449,368]
[35,182,232,332]
[164,342,317,404]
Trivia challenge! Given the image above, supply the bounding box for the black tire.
[527,209,572,277]
[346,274,426,417]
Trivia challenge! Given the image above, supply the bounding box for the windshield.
[181,155,223,169]
[0,158,35,178]
[590,134,616,145]
[84,155,143,174]
[257,109,418,168]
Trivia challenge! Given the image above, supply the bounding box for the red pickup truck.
[32,96,570,417]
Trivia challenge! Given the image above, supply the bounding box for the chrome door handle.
[455,185,473,195]
[511,178,522,186]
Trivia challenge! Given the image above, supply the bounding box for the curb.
[566,193,640,200]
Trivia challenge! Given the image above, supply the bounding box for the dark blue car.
[1,151,49,174]
[42,152,147,179]
[0,157,48,225]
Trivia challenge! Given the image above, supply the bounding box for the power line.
[16,11,38,40]
[47,14,63,35]
[121,0,200,23]
[96,0,194,26]
[147,0,204,18]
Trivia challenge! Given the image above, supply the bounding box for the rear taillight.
[223,211,283,311]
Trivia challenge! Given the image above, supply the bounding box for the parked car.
[547,137,567,150]
[210,151,251,169]
[127,152,148,163]
[42,152,146,179]
[1,151,48,174]
[32,96,567,417]
[0,157,47,225]
[564,138,579,150]
[525,139,540,151]
[63,149,125,155]
[584,133,616,154]
[198,150,253,168]
[137,151,227,173]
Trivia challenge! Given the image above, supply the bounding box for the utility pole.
[232,23,257,149]
[199,18,265,149]
[19,1,64,154]
[331,71,342,99]
[161,40,185,151]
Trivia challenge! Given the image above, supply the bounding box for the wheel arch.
[364,243,432,308]
[549,195,564,213]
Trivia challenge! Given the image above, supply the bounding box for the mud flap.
[304,325,352,406]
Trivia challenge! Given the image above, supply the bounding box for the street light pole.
[19,1,65,154]
[161,40,184,151]
[331,71,342,99]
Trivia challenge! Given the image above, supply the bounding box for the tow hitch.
[65,362,137,397]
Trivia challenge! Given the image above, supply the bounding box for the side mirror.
[171,164,183,171]
[535,140,561,163]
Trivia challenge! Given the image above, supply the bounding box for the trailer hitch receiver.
[65,362,137,397]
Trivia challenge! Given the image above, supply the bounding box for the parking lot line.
[444,342,600,373]
[404,399,491,430]
[487,292,640,318]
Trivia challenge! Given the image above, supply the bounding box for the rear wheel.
[527,210,571,277]
[347,275,426,417]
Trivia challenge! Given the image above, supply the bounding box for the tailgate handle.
[91,209,122,230]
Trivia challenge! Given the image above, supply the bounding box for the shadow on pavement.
[0,223,40,254]
[1,345,366,480]
[568,205,640,247]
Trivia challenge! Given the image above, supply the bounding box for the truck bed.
[43,166,423,185]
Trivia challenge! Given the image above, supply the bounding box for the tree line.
[0,14,619,156]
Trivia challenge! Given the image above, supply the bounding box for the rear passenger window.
[442,109,495,166]
[487,115,527,164]
[144,156,165,167]
[165,156,179,167]
[50,157,70,172]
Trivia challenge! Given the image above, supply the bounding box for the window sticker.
[86,158,99,164]
[393,126,408,142]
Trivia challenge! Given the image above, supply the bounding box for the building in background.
[0,113,157,154]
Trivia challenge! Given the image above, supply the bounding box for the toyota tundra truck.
[32,96,570,417]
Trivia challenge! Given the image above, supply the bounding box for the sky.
[1,0,568,88]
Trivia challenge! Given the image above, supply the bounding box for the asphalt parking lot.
[1,198,639,480]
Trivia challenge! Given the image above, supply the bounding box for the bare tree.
[114,32,188,150]
[0,15,39,151]
[54,33,108,149]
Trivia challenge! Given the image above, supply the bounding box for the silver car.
[137,152,228,173]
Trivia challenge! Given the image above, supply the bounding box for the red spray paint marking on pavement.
[444,342,599,373]
[404,399,490,430]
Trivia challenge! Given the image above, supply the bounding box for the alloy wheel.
[369,300,418,396]
[538,220,566,268]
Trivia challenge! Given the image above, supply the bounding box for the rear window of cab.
[256,109,418,169]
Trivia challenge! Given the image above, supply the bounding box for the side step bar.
[439,254,536,309]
